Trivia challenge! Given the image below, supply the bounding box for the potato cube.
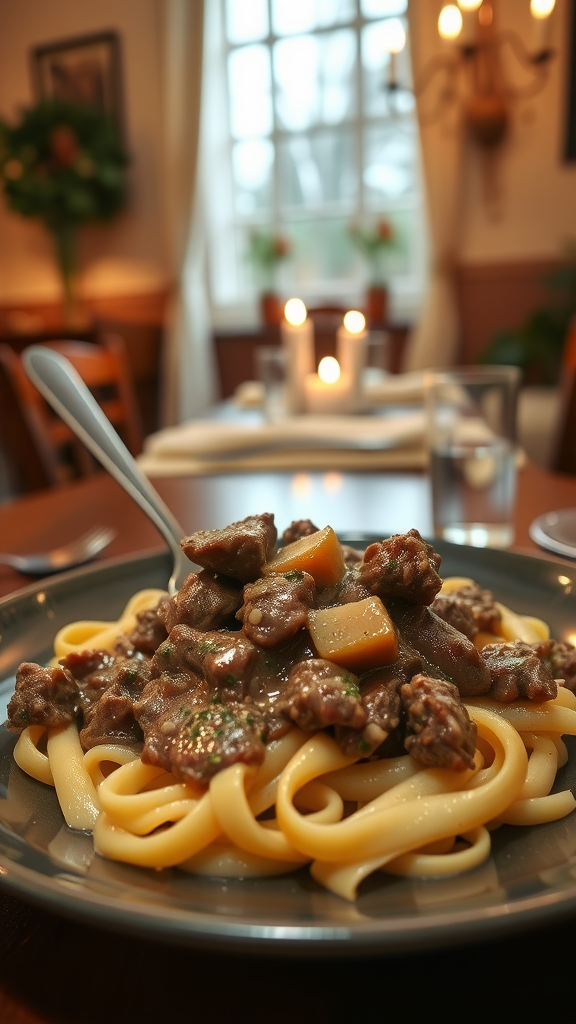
[307,596,398,671]
[264,525,345,586]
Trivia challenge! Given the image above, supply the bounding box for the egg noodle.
[11,579,576,901]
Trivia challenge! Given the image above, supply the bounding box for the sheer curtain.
[403,0,464,372]
[159,0,217,426]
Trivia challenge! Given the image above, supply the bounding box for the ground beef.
[390,602,492,696]
[436,583,502,635]
[359,529,442,605]
[158,570,243,633]
[142,697,268,785]
[276,658,366,732]
[236,570,316,647]
[481,640,557,702]
[539,639,576,691]
[430,593,478,640]
[401,673,477,771]
[7,662,78,732]
[282,519,319,545]
[181,513,277,584]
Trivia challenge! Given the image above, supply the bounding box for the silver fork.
[0,526,116,575]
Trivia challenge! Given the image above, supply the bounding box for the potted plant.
[348,217,395,324]
[0,100,127,328]
[246,228,291,326]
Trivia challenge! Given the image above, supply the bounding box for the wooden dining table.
[2,461,576,1023]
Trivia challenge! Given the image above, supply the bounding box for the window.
[204,0,426,326]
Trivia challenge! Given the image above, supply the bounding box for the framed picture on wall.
[30,30,124,138]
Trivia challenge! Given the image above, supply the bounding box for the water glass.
[255,346,289,421]
[425,366,521,548]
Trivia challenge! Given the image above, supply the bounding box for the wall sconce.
[386,0,556,149]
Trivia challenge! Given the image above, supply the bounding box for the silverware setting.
[0,525,116,575]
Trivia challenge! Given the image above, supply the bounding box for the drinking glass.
[255,346,289,421]
[425,366,521,548]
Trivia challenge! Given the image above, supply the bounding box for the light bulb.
[343,310,366,334]
[318,357,341,384]
[284,298,307,326]
[438,4,463,39]
[382,18,406,54]
[530,0,555,17]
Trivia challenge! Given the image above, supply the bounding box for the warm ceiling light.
[530,0,555,17]
[458,0,482,9]
[343,310,366,334]
[318,357,341,384]
[438,4,463,39]
[284,298,307,326]
[382,18,406,54]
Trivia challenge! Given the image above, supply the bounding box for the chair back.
[548,316,576,475]
[0,336,143,491]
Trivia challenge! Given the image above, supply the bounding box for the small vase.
[260,292,285,327]
[365,284,388,325]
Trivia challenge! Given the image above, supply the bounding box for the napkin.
[233,371,426,411]
[137,411,427,476]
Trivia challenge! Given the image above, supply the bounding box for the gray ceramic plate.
[1,542,576,957]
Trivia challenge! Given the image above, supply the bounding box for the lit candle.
[438,4,463,44]
[304,357,352,415]
[336,310,367,413]
[530,0,555,53]
[280,297,315,414]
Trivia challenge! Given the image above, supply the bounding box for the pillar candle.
[336,310,368,414]
[280,299,315,414]
[304,370,352,415]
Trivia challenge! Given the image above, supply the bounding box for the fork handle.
[23,347,191,593]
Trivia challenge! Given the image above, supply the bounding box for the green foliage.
[0,100,127,230]
[348,216,397,284]
[479,246,576,385]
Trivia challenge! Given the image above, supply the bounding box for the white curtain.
[403,0,464,372]
[159,0,217,425]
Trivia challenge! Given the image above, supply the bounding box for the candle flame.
[284,298,307,326]
[343,310,366,334]
[383,19,406,54]
[457,0,482,10]
[318,356,341,384]
[438,4,462,39]
[530,0,555,17]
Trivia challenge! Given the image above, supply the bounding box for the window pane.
[362,19,413,117]
[284,217,358,289]
[225,0,269,44]
[274,30,356,131]
[232,139,274,215]
[228,45,273,138]
[272,0,355,36]
[278,130,357,210]
[360,0,407,18]
[364,121,418,201]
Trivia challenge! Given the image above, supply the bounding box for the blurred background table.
[2,461,576,1023]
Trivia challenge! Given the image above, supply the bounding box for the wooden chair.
[0,336,143,493]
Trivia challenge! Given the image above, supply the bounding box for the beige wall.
[0,0,169,303]
[411,0,576,264]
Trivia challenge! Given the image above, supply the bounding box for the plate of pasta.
[2,515,576,956]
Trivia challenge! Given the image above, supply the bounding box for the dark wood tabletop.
[2,463,576,1023]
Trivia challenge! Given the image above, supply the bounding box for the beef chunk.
[134,671,208,734]
[127,601,169,655]
[181,513,277,584]
[159,570,243,633]
[236,570,316,647]
[359,529,442,605]
[276,658,366,732]
[401,673,477,771]
[142,698,268,785]
[434,583,502,636]
[390,602,492,696]
[317,565,372,609]
[152,624,257,702]
[79,656,152,749]
[341,544,364,567]
[430,593,478,640]
[481,640,557,702]
[542,639,576,691]
[59,649,121,714]
[282,519,319,545]
[7,662,77,732]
